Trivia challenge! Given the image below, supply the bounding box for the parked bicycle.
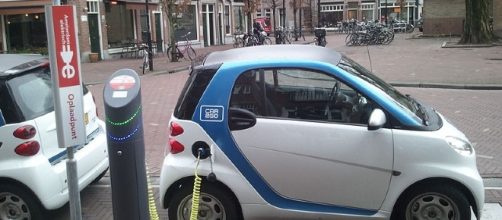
[243,30,272,46]
[293,28,306,41]
[167,32,196,61]
[138,43,150,74]
[274,27,291,44]
[313,28,327,47]
[344,25,394,46]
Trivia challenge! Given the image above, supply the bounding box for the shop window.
[175,5,197,41]
[225,5,231,34]
[233,6,245,32]
[4,13,47,53]
[105,2,134,48]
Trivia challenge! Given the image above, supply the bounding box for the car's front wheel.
[168,179,241,220]
[392,184,470,220]
[0,183,45,220]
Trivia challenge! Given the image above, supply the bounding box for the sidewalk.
[82,33,502,89]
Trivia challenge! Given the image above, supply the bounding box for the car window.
[230,68,375,125]
[6,70,54,121]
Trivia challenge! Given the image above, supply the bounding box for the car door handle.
[228,107,257,131]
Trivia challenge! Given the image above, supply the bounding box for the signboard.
[200,105,224,122]
[46,5,85,148]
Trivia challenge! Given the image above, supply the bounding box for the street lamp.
[145,0,153,71]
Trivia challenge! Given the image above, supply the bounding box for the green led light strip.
[106,105,142,126]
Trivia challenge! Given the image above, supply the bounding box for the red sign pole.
[46,5,83,220]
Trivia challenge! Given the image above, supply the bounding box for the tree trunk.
[460,0,492,44]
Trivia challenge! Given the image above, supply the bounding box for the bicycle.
[138,43,149,74]
[233,30,245,48]
[293,28,306,41]
[167,32,196,61]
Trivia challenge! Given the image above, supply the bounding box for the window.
[225,5,231,34]
[175,5,197,41]
[230,68,375,124]
[105,2,134,48]
[4,13,47,53]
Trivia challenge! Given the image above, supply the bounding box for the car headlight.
[445,136,473,155]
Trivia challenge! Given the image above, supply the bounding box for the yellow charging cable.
[190,153,202,220]
[146,162,159,220]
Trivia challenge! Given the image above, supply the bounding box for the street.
[51,32,502,219]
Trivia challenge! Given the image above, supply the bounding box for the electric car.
[159,45,484,220]
[0,54,109,219]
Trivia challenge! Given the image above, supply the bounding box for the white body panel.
[231,118,393,210]
[0,92,109,210]
[160,113,484,219]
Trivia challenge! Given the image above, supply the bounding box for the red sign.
[52,6,81,88]
[110,75,136,90]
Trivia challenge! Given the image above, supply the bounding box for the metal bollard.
[103,69,149,220]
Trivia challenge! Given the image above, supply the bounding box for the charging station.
[103,69,149,220]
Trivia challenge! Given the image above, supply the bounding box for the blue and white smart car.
[159,45,484,220]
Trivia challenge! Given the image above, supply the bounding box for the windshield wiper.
[406,94,429,126]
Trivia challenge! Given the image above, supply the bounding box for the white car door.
[229,68,394,211]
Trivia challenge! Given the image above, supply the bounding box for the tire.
[167,46,173,61]
[142,55,149,75]
[167,180,241,220]
[262,37,272,45]
[345,33,355,46]
[233,38,243,48]
[0,183,45,220]
[186,47,196,61]
[391,184,470,220]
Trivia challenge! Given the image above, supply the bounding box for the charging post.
[103,69,149,220]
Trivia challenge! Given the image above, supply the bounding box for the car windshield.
[337,56,424,123]
[6,68,54,120]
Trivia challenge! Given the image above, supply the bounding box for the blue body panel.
[192,60,419,215]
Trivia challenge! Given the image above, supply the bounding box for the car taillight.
[13,125,36,139]
[15,141,40,156]
[170,122,184,136]
[169,138,184,154]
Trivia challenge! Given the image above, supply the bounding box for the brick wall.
[423,0,465,35]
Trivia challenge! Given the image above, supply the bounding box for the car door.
[228,68,394,211]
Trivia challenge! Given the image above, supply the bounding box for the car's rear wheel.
[167,179,240,220]
[392,184,470,220]
[0,183,44,220]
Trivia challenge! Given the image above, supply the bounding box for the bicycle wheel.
[166,46,173,61]
[233,37,243,48]
[142,54,149,74]
[345,33,355,46]
[186,47,196,61]
[262,37,272,45]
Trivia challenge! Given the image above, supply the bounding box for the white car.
[0,54,109,219]
[159,45,484,220]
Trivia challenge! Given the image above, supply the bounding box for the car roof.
[0,54,47,77]
[202,45,342,67]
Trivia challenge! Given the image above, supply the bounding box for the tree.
[244,0,260,32]
[161,0,191,62]
[460,0,492,44]
[267,0,282,30]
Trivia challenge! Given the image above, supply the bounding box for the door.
[88,14,101,59]
[228,68,394,211]
[202,4,215,46]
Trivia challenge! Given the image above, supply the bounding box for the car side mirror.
[368,108,386,131]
